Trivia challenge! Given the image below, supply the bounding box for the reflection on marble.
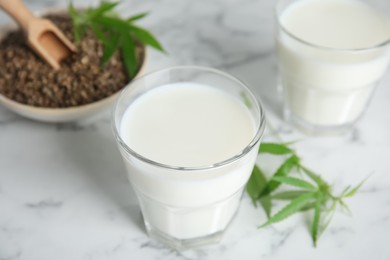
[1,0,390,259]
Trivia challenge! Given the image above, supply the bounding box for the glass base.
[135,183,244,251]
[284,108,354,136]
[135,185,245,251]
[145,224,224,251]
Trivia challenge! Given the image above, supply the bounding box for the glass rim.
[112,65,266,171]
[275,0,390,52]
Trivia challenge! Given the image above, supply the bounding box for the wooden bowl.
[0,10,146,123]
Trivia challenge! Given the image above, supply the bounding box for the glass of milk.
[276,0,390,134]
[113,66,266,250]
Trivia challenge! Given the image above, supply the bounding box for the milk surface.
[120,82,256,167]
[281,0,390,49]
[119,82,260,239]
[278,0,390,127]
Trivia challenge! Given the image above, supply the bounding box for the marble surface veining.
[1,0,390,259]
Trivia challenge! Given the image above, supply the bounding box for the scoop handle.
[0,0,36,31]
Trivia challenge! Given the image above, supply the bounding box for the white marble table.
[1,0,390,259]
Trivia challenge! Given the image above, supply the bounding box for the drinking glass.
[276,0,390,134]
[112,66,266,250]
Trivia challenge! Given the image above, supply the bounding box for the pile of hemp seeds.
[0,14,144,108]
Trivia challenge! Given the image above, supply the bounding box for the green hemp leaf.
[68,1,164,77]
[247,142,368,247]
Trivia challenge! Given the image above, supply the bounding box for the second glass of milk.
[113,66,265,250]
[276,0,390,134]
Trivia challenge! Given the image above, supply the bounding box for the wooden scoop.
[0,0,76,69]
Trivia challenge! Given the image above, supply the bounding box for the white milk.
[277,0,390,127]
[119,82,259,240]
